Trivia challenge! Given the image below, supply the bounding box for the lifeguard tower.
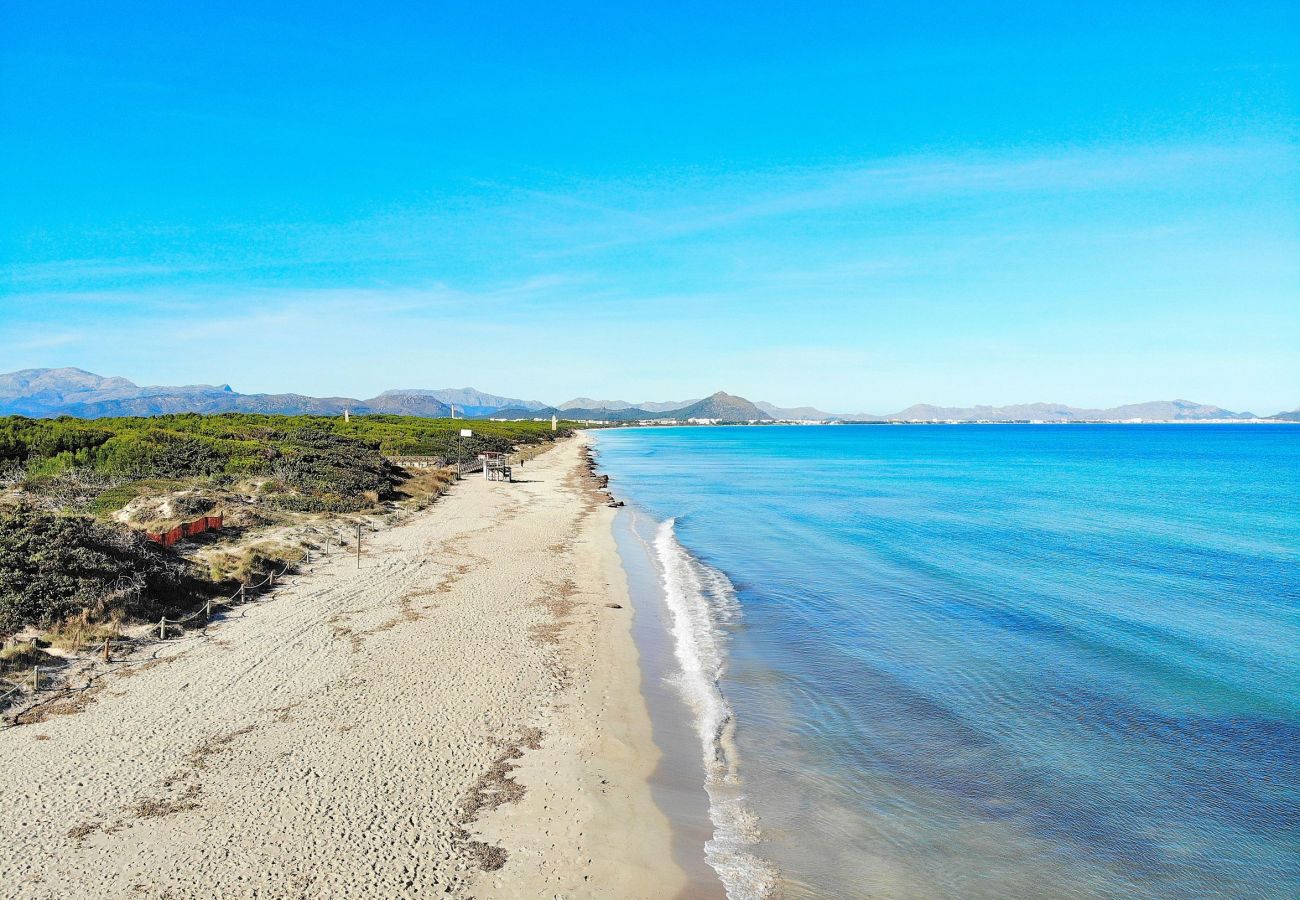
[479,451,512,482]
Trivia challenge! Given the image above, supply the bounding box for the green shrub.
[1,412,574,515]
[0,507,207,636]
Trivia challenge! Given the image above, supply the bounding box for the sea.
[592,424,1300,900]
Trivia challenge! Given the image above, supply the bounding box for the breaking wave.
[653,517,779,899]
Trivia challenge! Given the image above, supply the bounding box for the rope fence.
[1,521,370,727]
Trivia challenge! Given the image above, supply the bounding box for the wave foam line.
[653,518,779,900]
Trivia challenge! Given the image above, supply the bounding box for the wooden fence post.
[31,665,39,691]
[103,637,111,663]
[159,617,167,640]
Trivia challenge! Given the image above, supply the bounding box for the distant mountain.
[557,397,632,411]
[0,367,220,416]
[671,392,772,421]
[828,412,887,422]
[2,368,501,419]
[1269,408,1300,422]
[0,367,138,409]
[557,397,698,413]
[1103,400,1255,421]
[492,391,770,423]
[514,405,647,422]
[62,390,366,418]
[882,399,1255,422]
[641,399,699,413]
[359,391,453,417]
[756,401,836,420]
[477,406,562,421]
[395,387,547,416]
[0,368,275,417]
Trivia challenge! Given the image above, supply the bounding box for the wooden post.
[205,597,212,620]
[31,665,39,691]
[305,548,311,564]
[103,637,111,663]
[356,523,362,569]
[159,617,166,640]
[269,571,276,587]
[239,583,246,603]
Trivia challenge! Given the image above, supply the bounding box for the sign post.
[458,429,472,479]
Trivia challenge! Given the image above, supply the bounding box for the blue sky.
[2,2,1296,413]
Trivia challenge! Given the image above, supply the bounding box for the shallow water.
[594,425,1300,899]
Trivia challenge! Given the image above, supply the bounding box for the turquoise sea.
[593,425,1300,899]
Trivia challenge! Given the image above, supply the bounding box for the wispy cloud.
[3,258,199,285]
[529,141,1291,257]
[9,330,87,351]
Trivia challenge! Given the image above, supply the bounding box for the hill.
[670,391,772,421]
[557,397,632,411]
[883,399,1255,422]
[756,401,835,420]
[390,388,547,416]
[475,406,562,421]
[361,391,453,417]
[557,397,699,413]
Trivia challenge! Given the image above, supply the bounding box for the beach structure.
[479,451,512,482]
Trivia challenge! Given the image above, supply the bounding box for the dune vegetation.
[0,413,574,645]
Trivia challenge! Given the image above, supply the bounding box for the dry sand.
[0,436,685,899]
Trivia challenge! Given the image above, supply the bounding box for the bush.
[265,492,370,513]
[0,412,573,516]
[0,507,207,636]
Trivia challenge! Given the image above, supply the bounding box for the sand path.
[1,436,683,899]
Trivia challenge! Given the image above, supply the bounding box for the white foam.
[653,518,780,899]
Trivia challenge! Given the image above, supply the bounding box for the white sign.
[460,429,472,437]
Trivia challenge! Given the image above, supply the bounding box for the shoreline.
[0,435,685,898]
[592,433,779,900]
[614,507,729,899]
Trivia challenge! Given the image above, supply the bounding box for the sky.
[1,1,1297,414]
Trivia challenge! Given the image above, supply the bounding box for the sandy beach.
[1,435,684,899]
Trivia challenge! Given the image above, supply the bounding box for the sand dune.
[1,436,682,899]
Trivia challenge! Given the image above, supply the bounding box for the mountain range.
[0,368,1291,423]
[556,397,698,413]
[878,400,1260,422]
[517,392,773,423]
[0,368,545,420]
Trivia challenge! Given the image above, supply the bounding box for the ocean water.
[593,425,1300,900]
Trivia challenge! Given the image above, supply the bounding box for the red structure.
[146,514,223,547]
